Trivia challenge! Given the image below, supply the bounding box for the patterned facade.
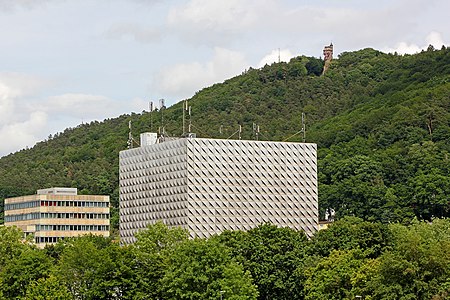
[119,138,318,244]
[4,187,110,248]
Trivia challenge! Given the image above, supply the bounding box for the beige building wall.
[5,188,110,248]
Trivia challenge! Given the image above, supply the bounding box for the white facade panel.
[119,138,318,244]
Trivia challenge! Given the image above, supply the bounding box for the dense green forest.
[1,218,450,299]
[0,46,449,227]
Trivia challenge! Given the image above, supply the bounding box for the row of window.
[5,212,110,223]
[40,212,110,220]
[5,212,41,222]
[5,201,40,211]
[36,225,110,232]
[40,200,109,208]
[36,236,63,244]
[5,200,109,211]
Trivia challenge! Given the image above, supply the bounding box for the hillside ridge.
[1,46,449,227]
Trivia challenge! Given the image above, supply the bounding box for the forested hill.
[0,46,449,227]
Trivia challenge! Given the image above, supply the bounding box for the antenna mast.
[226,125,243,140]
[282,113,307,142]
[127,120,139,148]
[159,99,165,139]
[182,100,188,136]
[253,123,260,141]
[301,112,306,142]
[188,105,192,134]
[149,101,154,131]
[182,100,185,136]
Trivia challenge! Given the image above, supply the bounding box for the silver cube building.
[119,136,318,244]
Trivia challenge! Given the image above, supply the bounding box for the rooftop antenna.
[182,100,188,136]
[127,120,133,149]
[226,125,242,140]
[302,112,306,142]
[282,112,307,142]
[149,101,154,131]
[253,123,260,141]
[127,120,139,148]
[188,105,192,134]
[159,98,165,138]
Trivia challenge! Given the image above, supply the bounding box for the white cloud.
[0,73,50,156]
[127,97,149,112]
[382,31,447,54]
[41,93,120,120]
[383,42,422,55]
[0,72,49,122]
[0,72,140,156]
[165,0,440,53]
[153,47,248,99]
[0,0,55,12]
[0,82,17,122]
[168,0,257,29]
[104,22,161,43]
[0,80,47,156]
[258,49,297,68]
[0,72,49,97]
[0,111,47,156]
[426,31,445,48]
[167,0,274,45]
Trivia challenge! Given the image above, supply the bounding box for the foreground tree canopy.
[1,219,450,299]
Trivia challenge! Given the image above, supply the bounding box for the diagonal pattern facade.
[119,138,317,244]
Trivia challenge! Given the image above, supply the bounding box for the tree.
[361,219,450,299]
[0,246,52,299]
[161,238,258,300]
[304,250,365,300]
[309,216,391,259]
[56,235,128,300]
[216,224,308,300]
[305,57,324,76]
[0,226,30,270]
[23,275,73,300]
[408,170,450,219]
[132,222,189,299]
[320,155,389,221]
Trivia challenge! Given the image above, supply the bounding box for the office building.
[4,187,110,248]
[119,136,318,244]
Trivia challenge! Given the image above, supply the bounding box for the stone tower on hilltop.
[322,43,333,74]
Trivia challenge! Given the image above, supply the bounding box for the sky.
[0,0,448,157]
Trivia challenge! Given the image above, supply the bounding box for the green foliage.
[0,46,449,228]
[360,219,450,299]
[0,226,30,267]
[320,154,390,221]
[55,234,135,300]
[0,246,52,299]
[0,48,449,299]
[161,238,258,300]
[304,250,366,300]
[132,222,190,299]
[134,221,189,253]
[0,221,450,299]
[216,223,308,300]
[23,275,73,300]
[309,217,391,258]
[0,226,50,299]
